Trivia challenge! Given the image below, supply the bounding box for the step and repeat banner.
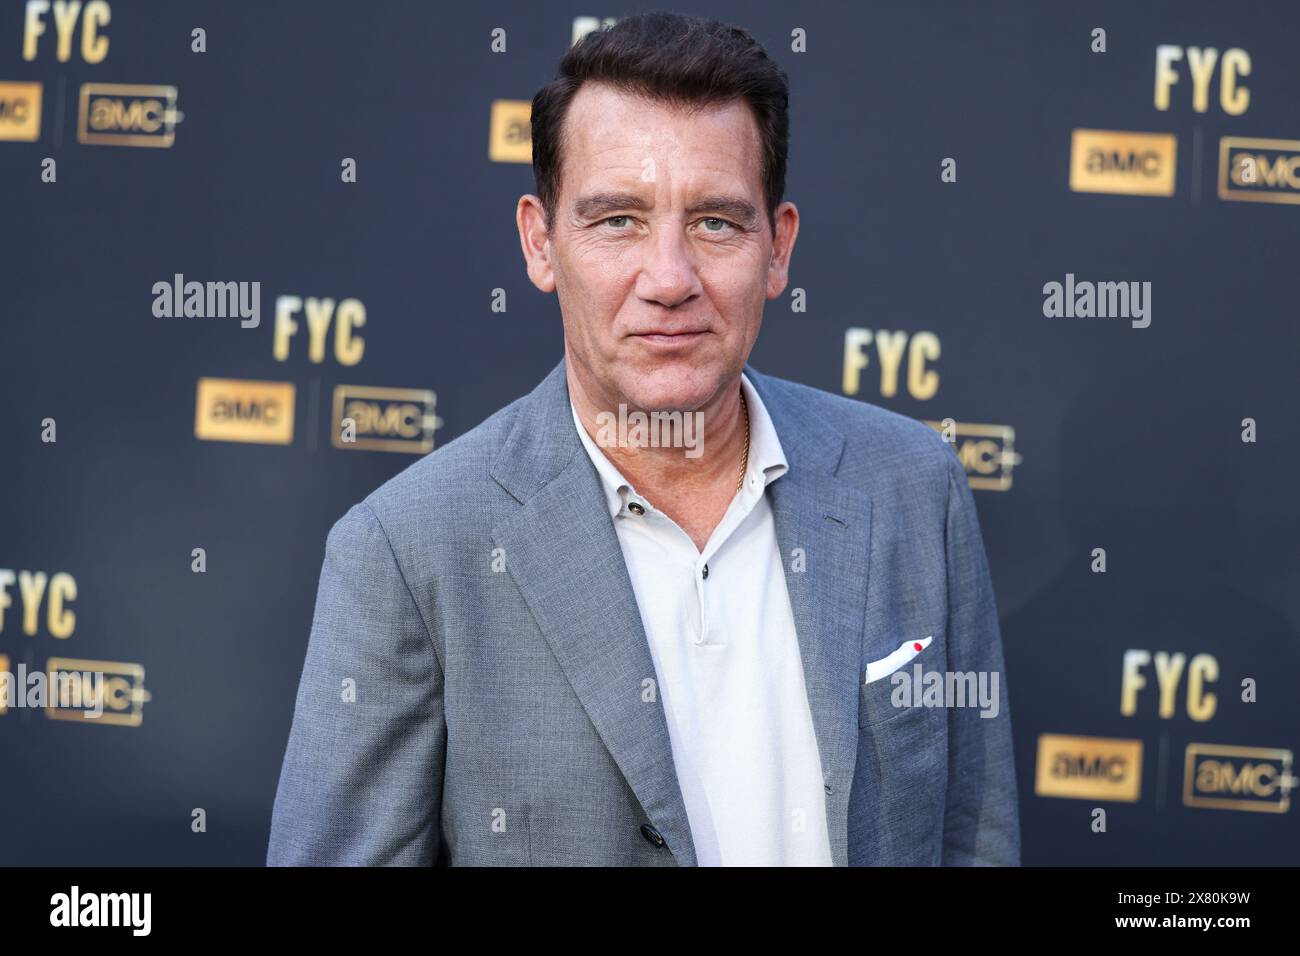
[1,1,1297,865]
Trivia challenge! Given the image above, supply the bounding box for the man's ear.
[765,200,799,300]
[517,194,556,293]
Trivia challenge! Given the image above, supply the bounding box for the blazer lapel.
[747,366,873,868]
[490,360,698,865]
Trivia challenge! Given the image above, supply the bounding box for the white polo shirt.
[569,374,833,866]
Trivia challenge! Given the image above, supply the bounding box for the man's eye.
[700,217,734,233]
[603,216,630,229]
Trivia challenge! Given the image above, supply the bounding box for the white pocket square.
[864,635,933,684]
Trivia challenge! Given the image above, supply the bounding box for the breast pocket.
[858,667,922,729]
[855,665,949,865]
[858,632,942,729]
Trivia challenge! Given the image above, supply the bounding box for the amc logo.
[78,82,180,147]
[923,420,1021,491]
[46,658,151,728]
[332,385,441,454]
[1069,129,1177,197]
[1034,733,1143,802]
[1219,137,1300,205]
[1184,743,1296,813]
[194,378,296,445]
[488,99,531,164]
[0,81,42,141]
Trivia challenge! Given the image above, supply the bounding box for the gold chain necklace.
[737,387,750,493]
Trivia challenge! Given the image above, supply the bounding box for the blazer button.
[640,824,667,848]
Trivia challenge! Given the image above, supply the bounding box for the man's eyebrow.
[684,196,760,227]
[572,193,652,220]
[571,192,760,227]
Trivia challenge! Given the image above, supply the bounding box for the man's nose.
[635,226,700,308]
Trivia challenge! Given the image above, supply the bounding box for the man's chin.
[618,368,731,413]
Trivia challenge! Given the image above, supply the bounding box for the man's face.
[518,81,798,413]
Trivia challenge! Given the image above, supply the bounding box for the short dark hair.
[530,11,790,235]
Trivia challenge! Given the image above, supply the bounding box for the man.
[268,12,1019,866]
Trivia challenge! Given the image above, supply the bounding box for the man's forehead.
[560,82,762,180]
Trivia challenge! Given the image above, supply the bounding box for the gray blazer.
[267,358,1020,866]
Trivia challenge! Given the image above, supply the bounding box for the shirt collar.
[569,372,789,519]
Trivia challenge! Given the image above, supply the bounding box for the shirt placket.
[693,550,711,646]
[692,480,764,647]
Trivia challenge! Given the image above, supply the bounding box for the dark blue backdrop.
[2,1,1297,865]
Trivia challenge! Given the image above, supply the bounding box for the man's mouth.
[632,330,709,346]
